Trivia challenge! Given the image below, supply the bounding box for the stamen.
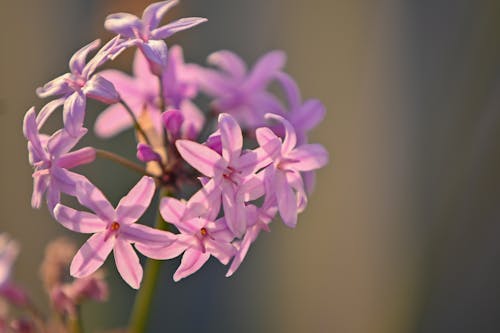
[110,222,120,231]
[200,228,208,237]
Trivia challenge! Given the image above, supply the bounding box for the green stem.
[95,149,158,178]
[119,100,152,146]
[128,188,171,333]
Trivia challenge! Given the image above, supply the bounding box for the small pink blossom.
[53,176,176,289]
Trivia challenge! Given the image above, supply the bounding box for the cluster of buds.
[23,0,329,290]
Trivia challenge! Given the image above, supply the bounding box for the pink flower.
[0,235,29,307]
[53,177,176,289]
[23,107,95,210]
[194,50,286,128]
[104,0,206,74]
[175,113,280,236]
[257,114,329,227]
[137,196,235,282]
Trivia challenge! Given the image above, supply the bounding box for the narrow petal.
[53,204,106,233]
[70,232,114,278]
[221,182,246,237]
[275,171,297,227]
[57,147,96,170]
[116,177,156,224]
[292,99,326,133]
[190,66,233,96]
[286,144,329,172]
[69,39,101,74]
[185,178,222,221]
[265,113,297,154]
[226,227,259,277]
[75,178,115,222]
[121,223,176,246]
[175,140,223,177]
[23,108,46,161]
[142,0,178,30]
[179,100,205,140]
[173,249,210,282]
[36,73,72,98]
[114,241,142,289]
[218,113,242,163]
[31,175,48,209]
[47,128,86,158]
[84,75,120,104]
[104,13,142,38]
[207,50,247,79]
[159,197,186,225]
[63,92,87,138]
[151,17,207,39]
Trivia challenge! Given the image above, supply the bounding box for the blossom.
[23,107,95,210]
[36,38,124,136]
[136,196,235,281]
[257,114,329,227]
[194,50,286,128]
[175,113,280,236]
[53,177,176,289]
[104,0,206,74]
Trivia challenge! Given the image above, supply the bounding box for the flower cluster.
[23,0,329,289]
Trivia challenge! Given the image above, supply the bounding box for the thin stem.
[120,100,152,146]
[128,188,172,333]
[96,149,158,178]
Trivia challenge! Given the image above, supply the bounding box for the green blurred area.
[2,0,500,332]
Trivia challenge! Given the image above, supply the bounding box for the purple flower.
[175,113,280,237]
[53,176,176,289]
[194,50,286,128]
[36,38,125,136]
[23,107,95,210]
[136,196,235,282]
[95,49,204,140]
[104,0,206,75]
[257,114,329,227]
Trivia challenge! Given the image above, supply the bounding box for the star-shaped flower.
[105,0,206,75]
[53,177,176,289]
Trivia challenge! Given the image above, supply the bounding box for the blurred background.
[2,0,500,332]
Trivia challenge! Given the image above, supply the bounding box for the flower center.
[110,222,120,231]
[200,227,208,237]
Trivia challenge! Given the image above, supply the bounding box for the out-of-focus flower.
[0,235,28,307]
[194,50,286,129]
[53,177,176,289]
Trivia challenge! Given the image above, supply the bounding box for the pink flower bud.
[137,143,161,162]
[161,109,184,139]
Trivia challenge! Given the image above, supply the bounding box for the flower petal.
[63,92,87,138]
[275,171,297,228]
[116,177,156,224]
[70,232,114,278]
[69,39,101,74]
[173,249,210,282]
[218,113,242,163]
[36,98,65,130]
[94,104,134,138]
[265,113,296,154]
[104,13,142,38]
[114,241,142,289]
[286,144,329,172]
[135,234,194,260]
[121,223,175,246]
[245,51,286,91]
[175,140,223,177]
[151,17,207,39]
[142,0,178,30]
[53,204,106,233]
[84,75,120,104]
[221,182,246,237]
[75,178,115,222]
[205,239,235,265]
[159,197,186,225]
[139,40,168,76]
